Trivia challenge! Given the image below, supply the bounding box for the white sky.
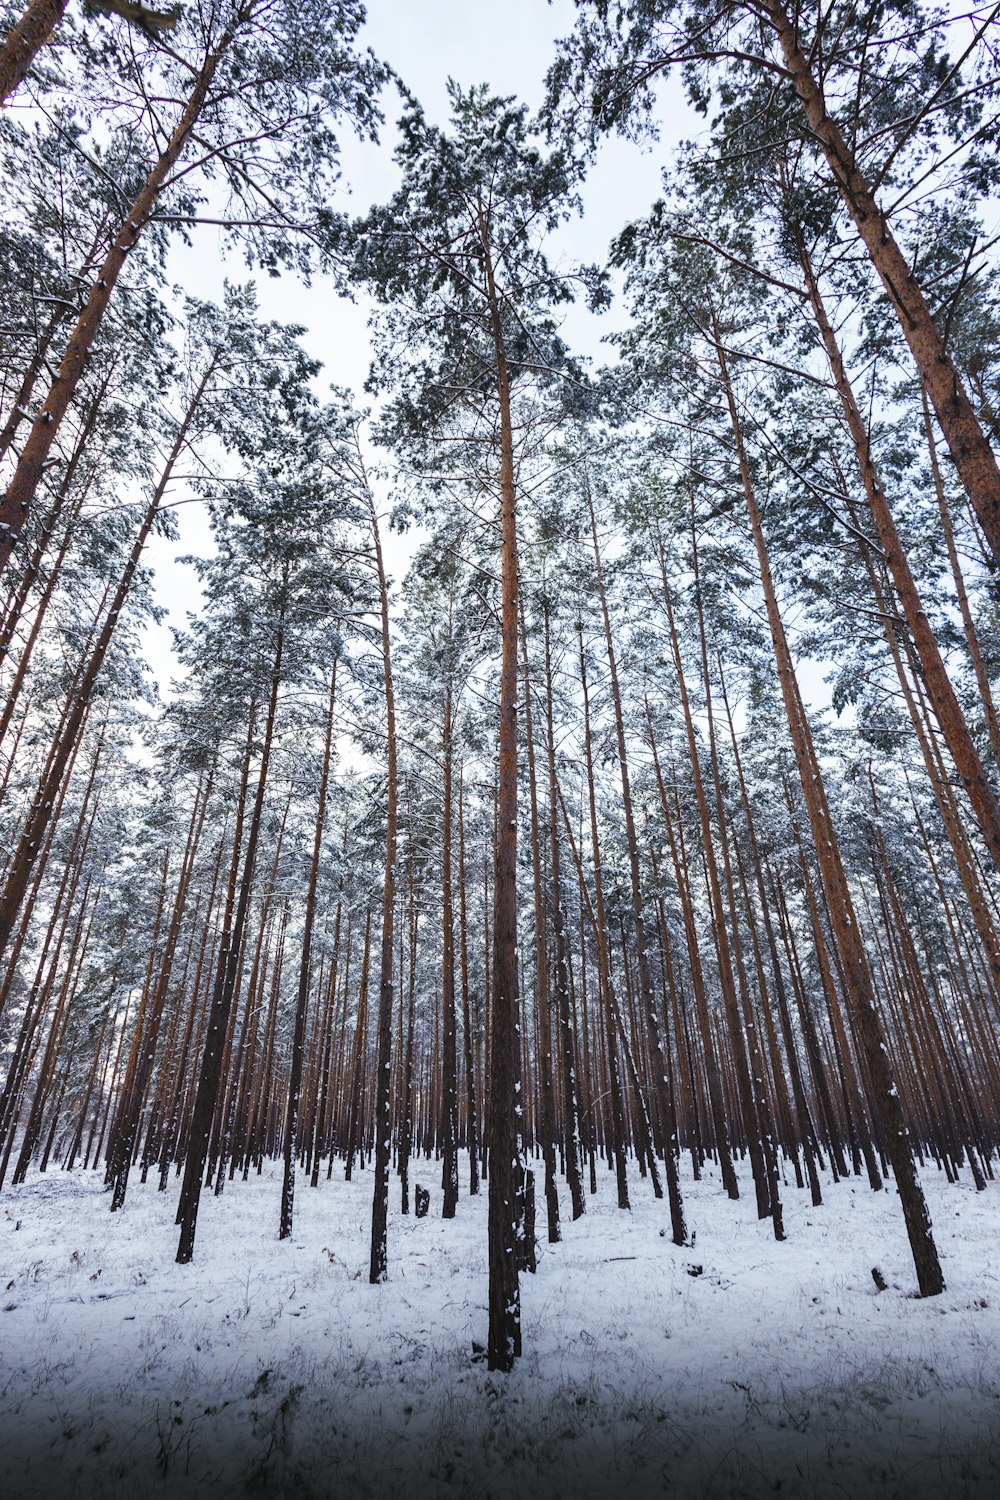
[141,0,698,696]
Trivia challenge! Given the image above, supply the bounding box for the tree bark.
[0,31,229,573]
[717,324,944,1295]
[0,0,66,106]
[793,233,1000,874]
[369,498,398,1283]
[175,612,284,1264]
[586,489,686,1243]
[281,660,336,1238]
[763,0,1000,566]
[0,365,212,971]
[480,214,522,1370]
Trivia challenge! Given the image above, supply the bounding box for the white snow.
[1,1157,998,1499]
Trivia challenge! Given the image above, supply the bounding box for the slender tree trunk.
[543,607,585,1219]
[0,489,86,760]
[457,769,481,1196]
[175,611,284,1264]
[0,364,214,969]
[654,561,740,1197]
[343,912,369,1177]
[0,353,110,688]
[440,677,460,1220]
[310,832,347,1188]
[521,610,560,1243]
[764,0,1000,565]
[108,770,214,1209]
[921,390,1000,768]
[716,326,944,1295]
[792,233,1000,872]
[586,490,686,1243]
[398,821,418,1211]
[0,33,230,572]
[369,498,399,1284]
[281,661,337,1238]
[575,628,632,1209]
[718,672,823,1207]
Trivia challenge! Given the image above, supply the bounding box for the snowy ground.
[1,1152,998,1500]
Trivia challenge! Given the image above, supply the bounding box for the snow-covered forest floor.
[1,1155,998,1500]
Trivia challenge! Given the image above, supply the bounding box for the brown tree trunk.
[369,497,399,1283]
[0,0,66,105]
[310,831,347,1188]
[0,364,214,967]
[717,324,944,1295]
[398,819,418,1210]
[175,610,284,1264]
[543,606,585,1219]
[586,490,686,1243]
[0,33,230,572]
[281,660,336,1238]
[440,677,460,1220]
[521,610,560,1243]
[654,561,740,1198]
[921,391,1000,767]
[689,537,780,1232]
[764,0,1000,566]
[793,233,1000,873]
[0,781,99,1181]
[718,672,823,1207]
[108,770,214,1210]
[457,770,481,1195]
[480,214,522,1370]
[574,628,633,1209]
[0,488,87,761]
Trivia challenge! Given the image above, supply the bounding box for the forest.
[2,1,1000,1497]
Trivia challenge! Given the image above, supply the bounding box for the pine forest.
[2,3,1000,1497]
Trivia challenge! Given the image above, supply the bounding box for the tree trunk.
[543,606,585,1219]
[521,610,560,1243]
[108,770,214,1210]
[457,770,481,1195]
[281,660,336,1238]
[716,323,944,1295]
[793,232,1000,873]
[586,490,686,1243]
[654,559,740,1198]
[369,498,399,1283]
[440,677,460,1220]
[0,363,214,970]
[0,33,229,572]
[0,0,66,106]
[480,214,522,1370]
[175,612,284,1264]
[763,0,1000,566]
[575,627,632,1210]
